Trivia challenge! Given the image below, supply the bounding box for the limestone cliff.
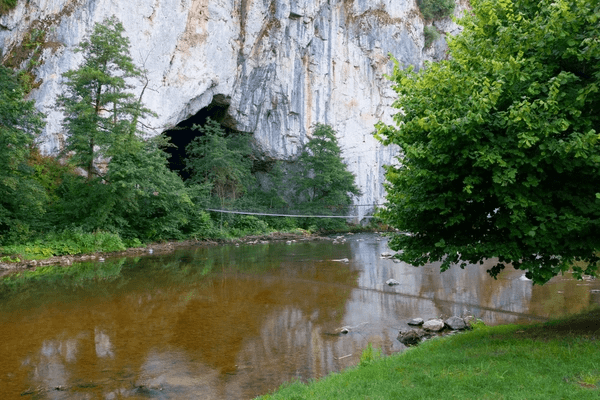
[0,0,465,219]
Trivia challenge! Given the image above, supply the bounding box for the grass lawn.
[258,308,600,399]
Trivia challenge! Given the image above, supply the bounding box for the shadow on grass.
[507,306,600,340]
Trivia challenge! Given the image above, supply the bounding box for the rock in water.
[445,316,467,330]
[407,318,424,326]
[423,319,445,332]
[398,330,422,346]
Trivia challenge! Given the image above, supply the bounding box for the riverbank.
[258,308,600,399]
[0,230,345,277]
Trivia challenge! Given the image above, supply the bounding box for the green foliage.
[185,118,255,203]
[1,229,126,258]
[0,65,46,245]
[294,124,361,207]
[27,148,75,205]
[50,136,197,241]
[424,25,441,48]
[263,216,299,231]
[290,124,361,231]
[417,0,455,21]
[104,135,196,240]
[49,16,199,242]
[0,0,16,16]
[359,343,383,367]
[230,215,270,236]
[184,210,217,238]
[376,0,600,284]
[56,15,153,181]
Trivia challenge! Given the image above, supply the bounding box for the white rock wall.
[0,0,465,220]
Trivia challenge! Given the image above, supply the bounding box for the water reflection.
[1,233,598,399]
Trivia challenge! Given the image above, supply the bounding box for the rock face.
[0,0,464,218]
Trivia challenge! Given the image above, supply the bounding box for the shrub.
[417,0,455,21]
[424,25,441,48]
[359,343,383,367]
[1,229,126,259]
[264,217,299,232]
[0,0,18,17]
[183,210,217,239]
[232,215,270,235]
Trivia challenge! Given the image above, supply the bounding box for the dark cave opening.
[163,94,237,181]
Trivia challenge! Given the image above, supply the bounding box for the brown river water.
[1,233,599,399]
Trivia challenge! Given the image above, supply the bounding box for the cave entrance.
[163,94,237,180]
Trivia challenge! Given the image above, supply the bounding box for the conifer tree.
[54,16,195,241]
[294,124,361,213]
[185,118,254,205]
[57,16,152,181]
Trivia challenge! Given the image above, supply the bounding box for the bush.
[264,217,299,232]
[232,215,270,235]
[424,25,441,48]
[359,343,383,367]
[183,210,218,239]
[1,229,126,259]
[0,0,17,16]
[417,0,455,21]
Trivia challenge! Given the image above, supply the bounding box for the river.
[1,233,598,399]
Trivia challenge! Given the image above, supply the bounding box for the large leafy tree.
[0,65,46,243]
[57,15,152,181]
[376,0,600,284]
[293,123,361,213]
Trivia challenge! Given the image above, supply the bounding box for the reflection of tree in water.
[349,238,538,324]
[3,237,600,399]
[1,241,359,398]
[171,266,359,374]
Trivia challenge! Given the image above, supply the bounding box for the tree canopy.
[376,0,600,284]
[0,65,45,242]
[57,16,152,181]
[185,118,255,204]
[50,16,196,241]
[294,123,361,209]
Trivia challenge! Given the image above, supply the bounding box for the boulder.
[407,318,424,326]
[397,330,422,346]
[445,316,467,330]
[423,319,445,332]
[386,279,401,286]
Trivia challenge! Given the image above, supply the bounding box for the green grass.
[259,309,600,399]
